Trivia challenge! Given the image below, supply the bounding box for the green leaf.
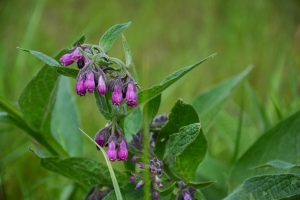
[191,66,252,130]
[230,109,300,186]
[157,182,176,197]
[187,181,215,189]
[143,94,161,125]
[163,123,199,167]
[155,99,199,159]
[225,174,300,200]
[94,89,113,120]
[17,47,61,67]
[31,149,127,188]
[122,34,132,67]
[138,54,216,105]
[103,183,144,200]
[124,107,143,141]
[50,76,83,156]
[56,67,79,79]
[99,22,131,51]
[251,160,300,170]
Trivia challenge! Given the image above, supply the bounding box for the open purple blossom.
[97,75,107,96]
[76,75,86,96]
[84,70,96,93]
[106,141,117,161]
[125,82,138,107]
[117,139,128,161]
[112,85,123,105]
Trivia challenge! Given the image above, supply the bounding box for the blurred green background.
[0,0,299,199]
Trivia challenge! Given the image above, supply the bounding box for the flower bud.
[152,191,160,200]
[135,180,144,190]
[71,47,83,60]
[131,155,138,163]
[60,53,74,66]
[76,76,86,96]
[183,193,192,200]
[106,141,117,161]
[84,71,96,93]
[97,75,107,96]
[117,139,128,161]
[94,128,109,149]
[112,85,123,105]
[137,162,145,169]
[125,82,138,107]
[129,176,135,182]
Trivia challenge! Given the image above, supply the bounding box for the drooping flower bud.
[125,82,138,107]
[117,139,128,161]
[106,141,117,161]
[137,162,145,169]
[97,75,107,96]
[84,70,96,93]
[135,180,144,190]
[71,47,83,60]
[76,75,86,96]
[131,155,138,163]
[152,191,160,200]
[183,193,192,200]
[94,127,109,150]
[60,53,74,66]
[129,176,135,182]
[112,85,123,105]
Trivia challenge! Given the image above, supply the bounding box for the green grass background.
[0,0,299,199]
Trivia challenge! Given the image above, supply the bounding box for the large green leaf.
[31,149,127,188]
[164,123,207,181]
[50,76,82,156]
[155,99,199,159]
[124,107,143,141]
[138,54,216,105]
[251,160,300,170]
[56,67,79,79]
[191,66,252,130]
[122,34,132,67]
[230,109,300,186]
[225,174,300,200]
[99,22,131,51]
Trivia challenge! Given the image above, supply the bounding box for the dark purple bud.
[157,169,162,175]
[60,53,74,66]
[71,47,83,60]
[129,176,135,182]
[131,155,138,163]
[76,76,86,96]
[97,75,107,96]
[117,140,128,161]
[183,193,192,200]
[137,162,145,169]
[94,128,109,149]
[112,85,123,105]
[125,82,138,107]
[152,191,160,200]
[135,180,144,190]
[106,141,117,161]
[84,71,95,93]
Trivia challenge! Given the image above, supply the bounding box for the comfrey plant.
[2,21,298,199]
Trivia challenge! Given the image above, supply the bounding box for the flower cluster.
[94,123,128,162]
[59,44,138,107]
[130,157,164,200]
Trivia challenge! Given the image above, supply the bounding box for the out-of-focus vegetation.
[0,0,299,199]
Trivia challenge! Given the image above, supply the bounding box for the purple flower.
[94,127,109,149]
[97,75,107,96]
[152,191,160,200]
[129,176,135,182]
[117,140,128,161]
[137,162,145,169]
[135,180,144,190]
[106,141,117,161]
[131,155,138,163]
[76,76,86,96]
[112,85,123,105]
[60,53,74,66]
[125,82,138,107]
[84,71,95,93]
[71,47,83,60]
[183,193,192,200]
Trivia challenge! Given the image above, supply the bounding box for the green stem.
[163,164,181,182]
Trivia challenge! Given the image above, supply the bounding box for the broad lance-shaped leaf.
[124,107,143,141]
[31,149,127,187]
[99,22,131,51]
[225,174,300,200]
[164,123,208,181]
[17,47,61,67]
[191,66,252,130]
[251,160,300,170]
[122,34,132,67]
[155,99,199,159]
[230,109,300,186]
[56,67,79,79]
[138,54,216,105]
[50,76,83,156]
